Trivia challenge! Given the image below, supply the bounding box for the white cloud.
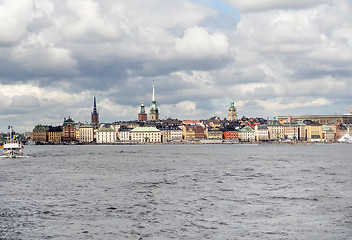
[227,0,330,11]
[175,26,229,59]
[161,101,201,119]
[256,97,331,111]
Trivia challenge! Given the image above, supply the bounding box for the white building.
[118,127,132,141]
[239,126,255,142]
[255,124,269,141]
[130,127,161,143]
[79,124,94,143]
[96,127,117,143]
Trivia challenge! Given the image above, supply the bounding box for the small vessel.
[2,126,24,158]
[337,133,352,143]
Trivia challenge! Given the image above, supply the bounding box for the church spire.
[152,84,156,103]
[91,96,99,125]
[92,96,98,114]
[149,82,159,121]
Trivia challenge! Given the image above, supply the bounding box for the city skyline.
[1,0,352,132]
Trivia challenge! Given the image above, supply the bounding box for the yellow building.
[47,126,62,143]
[267,118,284,140]
[305,124,323,141]
[32,125,48,143]
[205,128,223,140]
[182,125,195,140]
[130,127,161,143]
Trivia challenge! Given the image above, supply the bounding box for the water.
[1,144,351,239]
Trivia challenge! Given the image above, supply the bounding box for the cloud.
[227,0,330,11]
[161,101,202,119]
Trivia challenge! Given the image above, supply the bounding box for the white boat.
[337,133,352,143]
[2,126,24,158]
[2,140,24,158]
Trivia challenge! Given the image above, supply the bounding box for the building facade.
[130,127,161,143]
[255,124,269,141]
[96,127,117,143]
[32,125,48,143]
[239,126,255,142]
[205,128,223,140]
[268,118,284,140]
[223,129,239,140]
[48,126,62,143]
[305,123,322,142]
[62,117,76,142]
[79,124,94,143]
[160,126,182,142]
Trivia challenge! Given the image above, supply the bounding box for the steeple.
[92,96,98,114]
[138,101,147,121]
[140,102,145,114]
[228,101,237,121]
[152,84,156,103]
[91,96,99,125]
[149,83,159,121]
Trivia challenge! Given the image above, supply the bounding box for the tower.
[91,96,99,125]
[138,102,147,121]
[228,101,237,121]
[149,84,159,121]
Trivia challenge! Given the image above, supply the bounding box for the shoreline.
[29,140,346,146]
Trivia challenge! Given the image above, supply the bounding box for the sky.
[1,0,352,132]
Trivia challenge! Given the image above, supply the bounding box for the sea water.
[0,144,351,239]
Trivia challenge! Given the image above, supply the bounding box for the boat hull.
[2,149,24,158]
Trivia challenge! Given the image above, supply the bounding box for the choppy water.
[1,144,351,239]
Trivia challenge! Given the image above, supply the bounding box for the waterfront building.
[182,125,196,140]
[239,126,255,142]
[297,121,307,140]
[96,127,117,143]
[254,124,269,141]
[91,96,99,126]
[159,126,182,142]
[222,128,239,140]
[322,125,335,142]
[48,126,62,143]
[205,128,223,140]
[195,125,205,139]
[149,84,159,121]
[118,126,132,141]
[62,117,76,142]
[278,115,352,125]
[130,127,161,143]
[283,121,299,140]
[79,124,94,143]
[267,118,284,140]
[138,102,147,121]
[228,101,237,121]
[305,122,322,142]
[32,125,49,143]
